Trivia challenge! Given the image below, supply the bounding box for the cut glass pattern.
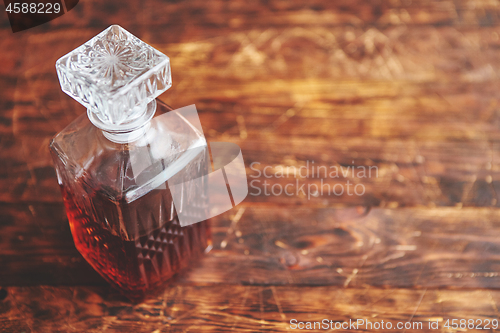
[56,25,171,126]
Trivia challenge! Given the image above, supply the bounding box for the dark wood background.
[2,0,500,331]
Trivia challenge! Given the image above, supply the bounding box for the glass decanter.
[50,25,212,302]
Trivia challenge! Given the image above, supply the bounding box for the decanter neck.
[88,100,157,144]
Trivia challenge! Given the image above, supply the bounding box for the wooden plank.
[3,204,500,289]
[8,26,500,138]
[2,133,500,207]
[183,206,500,289]
[7,0,500,33]
[0,203,106,286]
[2,24,500,206]
[236,137,500,207]
[1,285,499,332]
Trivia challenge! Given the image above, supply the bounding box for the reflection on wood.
[2,286,500,332]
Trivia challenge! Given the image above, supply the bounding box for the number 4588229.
[444,318,498,330]
[5,2,61,14]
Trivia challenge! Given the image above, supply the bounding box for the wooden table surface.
[3,0,500,331]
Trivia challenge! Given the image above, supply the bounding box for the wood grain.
[4,204,500,289]
[1,285,500,332]
[4,23,500,206]
[2,0,500,330]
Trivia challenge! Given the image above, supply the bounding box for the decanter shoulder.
[49,101,207,201]
[49,112,126,196]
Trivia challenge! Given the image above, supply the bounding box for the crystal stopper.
[56,25,171,131]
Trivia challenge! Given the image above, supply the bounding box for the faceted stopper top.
[56,25,171,130]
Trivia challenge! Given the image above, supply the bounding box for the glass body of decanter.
[50,25,211,302]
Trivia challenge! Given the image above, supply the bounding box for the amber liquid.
[61,184,211,302]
